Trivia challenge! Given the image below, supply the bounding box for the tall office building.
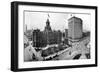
[68,16,83,40]
[32,29,45,47]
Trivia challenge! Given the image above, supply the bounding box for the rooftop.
[68,16,82,22]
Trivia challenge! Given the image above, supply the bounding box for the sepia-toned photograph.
[24,11,91,62]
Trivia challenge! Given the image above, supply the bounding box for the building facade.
[64,29,68,44]
[68,16,83,40]
[32,29,46,47]
[32,16,63,47]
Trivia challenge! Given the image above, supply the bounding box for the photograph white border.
[18,5,95,68]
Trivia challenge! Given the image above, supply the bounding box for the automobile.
[73,54,81,59]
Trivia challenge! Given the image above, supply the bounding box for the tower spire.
[48,14,50,18]
[46,14,50,26]
[44,13,52,31]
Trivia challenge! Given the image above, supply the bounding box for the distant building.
[24,24,27,33]
[68,16,83,44]
[64,29,68,44]
[24,35,29,48]
[32,29,43,47]
[25,29,33,41]
[57,30,62,44]
[65,29,68,39]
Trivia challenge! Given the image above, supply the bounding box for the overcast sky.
[24,11,91,32]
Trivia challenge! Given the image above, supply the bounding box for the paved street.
[55,36,90,60]
[24,36,90,61]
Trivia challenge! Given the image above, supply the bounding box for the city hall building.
[32,17,63,47]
